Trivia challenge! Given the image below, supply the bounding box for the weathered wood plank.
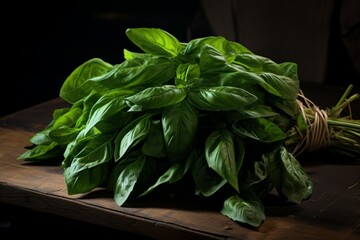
[1,82,360,239]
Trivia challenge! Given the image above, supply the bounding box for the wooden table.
[1,83,359,239]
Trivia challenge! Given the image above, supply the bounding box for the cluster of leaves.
[18,28,313,227]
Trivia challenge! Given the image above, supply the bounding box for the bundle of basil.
[18,28,359,227]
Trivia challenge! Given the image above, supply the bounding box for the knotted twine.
[292,90,332,156]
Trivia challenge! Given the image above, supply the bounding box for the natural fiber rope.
[292,90,332,156]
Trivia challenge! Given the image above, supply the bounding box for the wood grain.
[1,83,359,239]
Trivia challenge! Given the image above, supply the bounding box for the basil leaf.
[113,152,146,206]
[114,114,154,161]
[264,146,313,204]
[17,142,62,161]
[141,120,167,158]
[49,126,82,145]
[232,117,287,143]
[89,55,175,91]
[64,162,109,195]
[116,114,151,160]
[125,85,187,110]
[221,194,265,227]
[126,28,182,57]
[83,88,132,135]
[139,160,189,197]
[60,58,113,104]
[205,129,240,192]
[188,86,257,111]
[162,99,198,163]
[234,53,282,74]
[190,148,227,197]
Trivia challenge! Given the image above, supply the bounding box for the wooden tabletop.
[1,83,359,239]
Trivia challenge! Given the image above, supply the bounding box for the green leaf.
[279,62,298,80]
[125,85,187,110]
[114,114,154,161]
[269,97,298,117]
[49,126,82,145]
[258,72,299,100]
[205,129,239,192]
[126,28,182,57]
[123,49,151,60]
[83,88,132,135]
[188,86,257,111]
[17,142,62,161]
[29,128,53,146]
[232,117,287,143]
[60,58,113,104]
[162,100,198,163]
[221,194,265,227]
[89,55,175,91]
[67,133,114,170]
[227,104,279,121]
[240,158,274,198]
[113,153,146,206]
[176,63,201,84]
[141,120,167,158]
[190,148,227,197]
[64,162,109,195]
[52,107,83,129]
[234,53,282,74]
[61,133,114,169]
[116,114,151,160]
[264,146,313,204]
[74,90,102,127]
[181,36,251,62]
[140,160,189,197]
[63,133,115,194]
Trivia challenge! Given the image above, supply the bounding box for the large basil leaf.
[139,159,191,197]
[63,133,115,194]
[279,62,298,80]
[60,58,113,104]
[263,146,313,204]
[141,120,166,158]
[64,162,109,195]
[125,85,187,111]
[221,194,265,227]
[125,28,182,57]
[188,86,257,111]
[205,129,240,192]
[234,53,282,74]
[190,148,227,197]
[17,142,63,161]
[113,152,147,206]
[227,104,279,121]
[258,72,299,100]
[52,107,83,129]
[49,126,82,145]
[114,114,154,161]
[116,114,151,160]
[83,88,133,135]
[29,128,54,146]
[162,100,198,163]
[64,133,114,171]
[198,45,280,97]
[232,117,287,143]
[89,55,175,91]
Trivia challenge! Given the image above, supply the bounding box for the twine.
[292,90,332,156]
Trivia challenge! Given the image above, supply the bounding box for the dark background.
[2,0,200,117]
[2,0,360,118]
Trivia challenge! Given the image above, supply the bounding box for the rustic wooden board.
[1,86,360,239]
